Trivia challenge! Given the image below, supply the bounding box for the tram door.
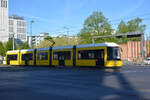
[22,54,32,66]
[95,50,104,66]
[58,53,65,66]
[25,58,29,66]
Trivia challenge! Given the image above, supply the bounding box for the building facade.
[27,33,49,47]
[0,0,9,42]
[9,15,27,46]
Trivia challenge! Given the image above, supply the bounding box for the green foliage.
[127,18,146,32]
[44,36,53,40]
[116,18,146,34]
[116,18,146,43]
[37,35,80,48]
[6,38,18,51]
[79,11,146,44]
[36,40,52,48]
[44,36,55,47]
[0,42,6,56]
[36,36,55,48]
[54,35,80,46]
[78,11,114,44]
[116,20,128,34]
[21,42,30,49]
[54,35,68,46]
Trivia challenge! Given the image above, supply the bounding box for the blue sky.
[9,0,150,37]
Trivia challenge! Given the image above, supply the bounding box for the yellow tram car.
[52,46,74,67]
[36,48,50,66]
[6,50,20,65]
[6,43,123,68]
[20,49,35,66]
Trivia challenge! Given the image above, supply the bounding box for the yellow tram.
[20,49,35,66]
[6,43,123,68]
[6,50,20,65]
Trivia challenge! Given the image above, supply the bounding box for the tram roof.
[21,49,35,52]
[36,48,49,51]
[53,46,74,50]
[7,50,20,53]
[76,43,119,48]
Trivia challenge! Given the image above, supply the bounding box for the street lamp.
[30,20,34,48]
[12,32,15,50]
[9,32,16,50]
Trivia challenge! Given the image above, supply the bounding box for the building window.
[9,27,13,32]
[17,34,26,40]
[1,0,7,8]
[17,21,26,27]
[17,21,21,27]
[22,22,26,26]
[17,28,25,33]
[9,20,14,25]
[17,28,21,33]
[5,1,7,8]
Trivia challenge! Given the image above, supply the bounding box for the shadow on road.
[0,66,146,100]
[97,68,144,100]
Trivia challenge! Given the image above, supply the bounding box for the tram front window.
[107,47,121,60]
[112,48,121,60]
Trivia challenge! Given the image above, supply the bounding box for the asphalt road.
[0,65,150,100]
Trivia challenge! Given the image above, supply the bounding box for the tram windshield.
[107,47,121,60]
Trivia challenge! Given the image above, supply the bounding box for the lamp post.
[12,32,15,50]
[30,20,34,48]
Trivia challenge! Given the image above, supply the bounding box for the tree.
[117,18,146,33]
[127,18,146,33]
[44,36,55,47]
[116,20,128,33]
[78,11,114,44]
[116,18,146,43]
[36,40,52,48]
[0,42,6,56]
[6,38,18,51]
[21,42,30,49]
[36,35,80,48]
[54,35,79,46]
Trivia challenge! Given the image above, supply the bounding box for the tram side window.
[88,52,95,59]
[78,50,95,59]
[65,52,71,60]
[53,51,71,60]
[37,52,48,60]
[22,53,33,60]
[53,53,58,60]
[7,55,18,60]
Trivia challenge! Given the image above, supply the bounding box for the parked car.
[144,58,150,65]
